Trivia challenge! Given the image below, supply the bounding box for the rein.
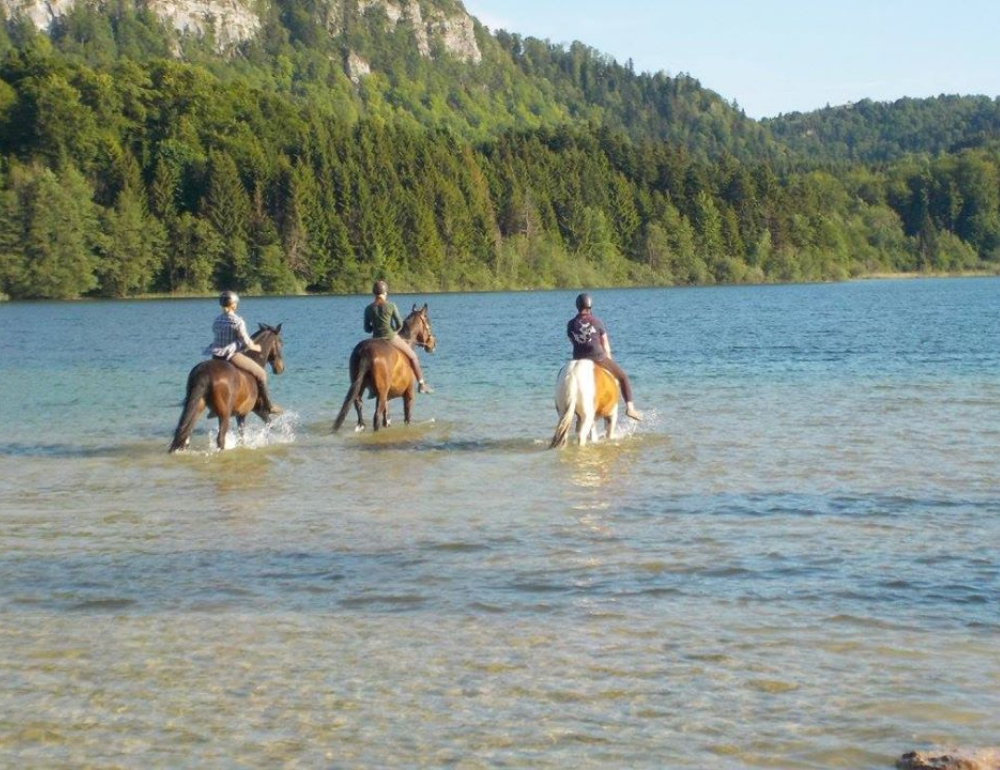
[247,331,272,364]
[247,328,282,367]
[399,318,432,350]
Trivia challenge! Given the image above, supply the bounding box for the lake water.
[1,279,998,768]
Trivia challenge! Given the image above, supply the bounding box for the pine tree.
[0,163,98,298]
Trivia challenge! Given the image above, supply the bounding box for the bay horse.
[550,359,620,448]
[169,324,284,453]
[332,304,436,433]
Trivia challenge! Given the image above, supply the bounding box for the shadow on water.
[0,441,162,460]
[324,417,547,454]
[347,436,543,454]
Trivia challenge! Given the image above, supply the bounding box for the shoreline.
[2,269,997,303]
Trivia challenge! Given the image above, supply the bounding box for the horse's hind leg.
[237,415,246,445]
[217,414,230,450]
[578,413,595,446]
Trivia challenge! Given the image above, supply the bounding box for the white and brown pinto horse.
[549,359,620,448]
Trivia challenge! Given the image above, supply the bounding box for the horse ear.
[274,323,282,333]
[258,323,266,331]
[412,303,418,313]
[421,303,428,313]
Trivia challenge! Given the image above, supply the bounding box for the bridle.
[252,328,284,372]
[401,314,434,350]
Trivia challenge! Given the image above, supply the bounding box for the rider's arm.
[236,317,261,353]
[364,304,374,334]
[390,304,403,330]
[601,332,612,358]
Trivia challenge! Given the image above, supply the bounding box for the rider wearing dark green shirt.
[365,280,433,394]
[364,298,404,340]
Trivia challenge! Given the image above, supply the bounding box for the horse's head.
[401,304,436,353]
[253,323,285,374]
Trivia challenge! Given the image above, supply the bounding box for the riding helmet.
[219,290,239,307]
[575,292,593,311]
[373,280,388,296]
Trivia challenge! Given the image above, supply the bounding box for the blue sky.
[461,0,1000,119]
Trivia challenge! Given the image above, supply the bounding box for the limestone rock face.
[346,50,371,84]
[898,748,1000,770]
[2,0,78,31]
[426,7,479,63]
[0,0,481,63]
[0,0,261,51]
[145,0,262,51]
[328,0,482,64]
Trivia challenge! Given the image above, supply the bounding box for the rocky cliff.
[330,0,481,63]
[0,0,482,62]
[0,0,261,50]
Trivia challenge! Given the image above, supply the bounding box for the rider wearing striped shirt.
[205,291,283,416]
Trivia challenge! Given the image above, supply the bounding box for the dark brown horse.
[332,304,436,433]
[169,324,284,452]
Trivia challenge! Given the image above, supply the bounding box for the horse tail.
[550,364,577,449]
[169,367,210,453]
[333,353,369,432]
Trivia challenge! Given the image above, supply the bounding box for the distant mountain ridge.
[765,95,1000,162]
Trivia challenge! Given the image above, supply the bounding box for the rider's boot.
[258,380,284,416]
[418,379,434,394]
[625,401,643,421]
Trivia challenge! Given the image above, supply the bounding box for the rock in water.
[898,748,1000,770]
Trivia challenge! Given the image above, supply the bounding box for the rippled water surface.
[1,279,999,768]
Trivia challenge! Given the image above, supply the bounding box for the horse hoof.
[354,425,365,433]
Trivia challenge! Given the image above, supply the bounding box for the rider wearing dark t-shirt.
[567,293,642,421]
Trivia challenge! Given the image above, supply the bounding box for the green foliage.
[0,162,98,298]
[766,95,1000,163]
[95,182,165,296]
[0,1,997,300]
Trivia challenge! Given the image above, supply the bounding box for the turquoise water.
[1,279,998,768]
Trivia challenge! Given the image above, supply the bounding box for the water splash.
[201,412,299,452]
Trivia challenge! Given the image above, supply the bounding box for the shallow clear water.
[1,279,998,768]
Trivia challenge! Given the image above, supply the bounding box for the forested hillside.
[0,0,998,299]
[766,95,1000,162]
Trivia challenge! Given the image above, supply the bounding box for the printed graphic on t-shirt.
[571,321,598,345]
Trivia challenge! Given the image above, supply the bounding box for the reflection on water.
[563,444,618,494]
